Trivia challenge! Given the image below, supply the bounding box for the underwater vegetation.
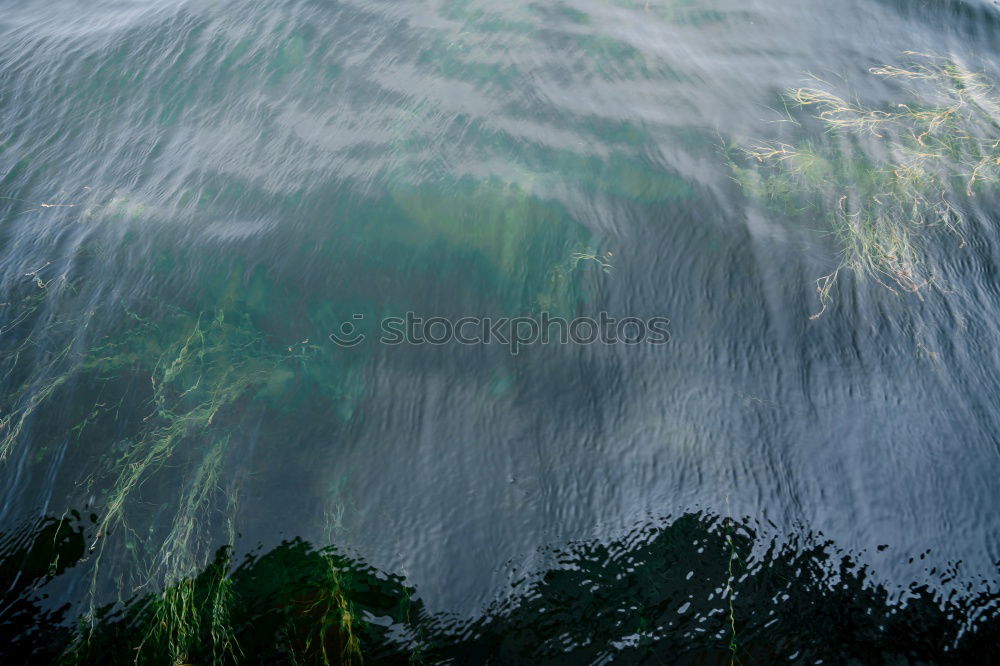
[0,514,420,665]
[0,174,614,665]
[0,302,304,664]
[78,308,296,663]
[0,285,428,664]
[1,511,997,664]
[731,53,999,317]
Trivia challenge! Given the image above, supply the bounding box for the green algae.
[0,170,623,664]
[64,538,424,666]
[0,286,81,462]
[71,310,283,662]
[0,177,594,662]
[390,179,558,275]
[6,510,999,664]
[0,287,350,664]
[387,177,595,314]
[732,54,999,317]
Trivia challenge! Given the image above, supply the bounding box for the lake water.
[1,0,998,663]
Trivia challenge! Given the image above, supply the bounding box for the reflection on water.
[1,0,999,662]
[3,511,997,663]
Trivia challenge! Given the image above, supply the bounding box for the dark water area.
[1,0,999,663]
[3,512,998,664]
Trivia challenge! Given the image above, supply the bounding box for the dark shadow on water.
[2,511,997,665]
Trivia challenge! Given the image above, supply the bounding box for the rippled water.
[1,0,999,662]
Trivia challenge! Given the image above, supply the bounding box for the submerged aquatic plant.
[0,282,388,664]
[0,174,609,663]
[732,53,999,317]
[50,536,424,665]
[73,309,288,663]
[5,509,1000,663]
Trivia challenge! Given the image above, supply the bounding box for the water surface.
[1,0,999,662]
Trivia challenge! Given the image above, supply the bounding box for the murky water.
[1,0,998,662]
